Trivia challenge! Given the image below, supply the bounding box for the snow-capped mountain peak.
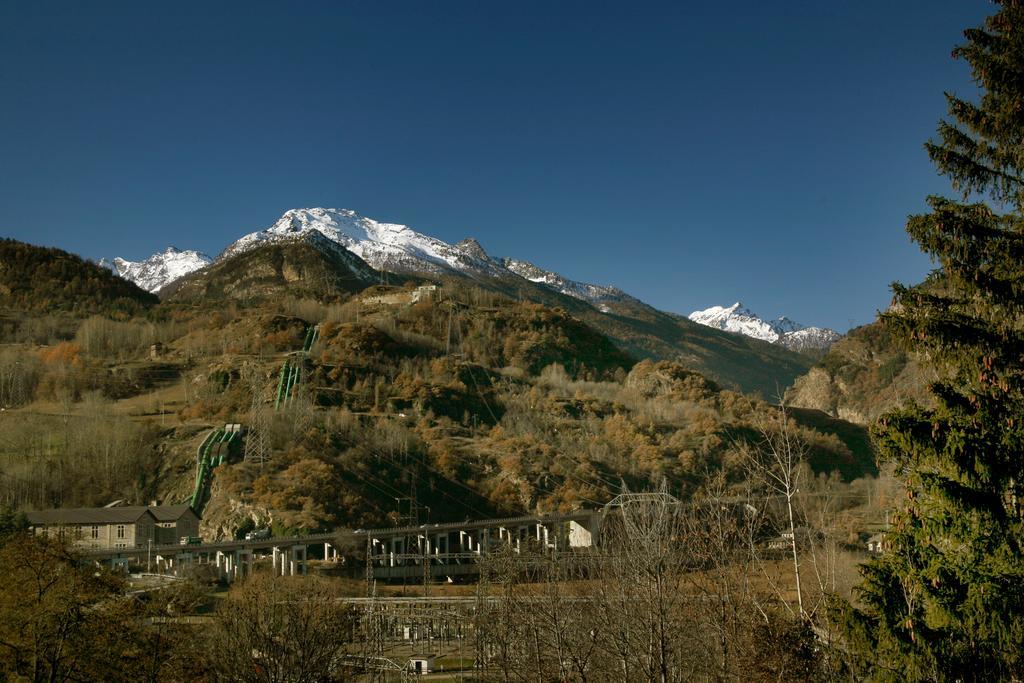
[108,207,633,302]
[689,302,779,343]
[689,302,840,350]
[105,246,212,293]
[220,208,508,279]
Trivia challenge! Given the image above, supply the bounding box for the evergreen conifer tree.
[838,3,1024,680]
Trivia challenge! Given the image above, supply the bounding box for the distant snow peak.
[781,326,843,352]
[108,246,212,293]
[689,302,780,343]
[221,208,508,279]
[688,302,840,350]
[499,257,630,309]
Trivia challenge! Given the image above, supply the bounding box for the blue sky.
[0,1,991,331]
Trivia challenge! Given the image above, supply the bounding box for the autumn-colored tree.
[0,534,153,682]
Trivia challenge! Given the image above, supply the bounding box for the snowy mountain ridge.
[499,257,636,310]
[101,209,837,352]
[689,302,840,351]
[220,208,510,280]
[105,207,629,306]
[100,247,212,293]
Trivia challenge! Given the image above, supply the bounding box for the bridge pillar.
[369,537,381,565]
[281,547,291,576]
[325,540,342,565]
[324,542,340,562]
[418,534,430,560]
[176,552,193,577]
[235,549,250,578]
[290,545,306,575]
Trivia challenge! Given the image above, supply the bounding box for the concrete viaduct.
[361,509,602,581]
[81,509,604,582]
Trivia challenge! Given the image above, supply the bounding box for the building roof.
[146,505,197,522]
[26,506,157,526]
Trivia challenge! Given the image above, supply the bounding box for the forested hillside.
[0,239,156,315]
[0,239,878,541]
[163,233,378,301]
[786,319,934,425]
[486,274,816,399]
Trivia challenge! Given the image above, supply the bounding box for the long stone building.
[26,505,200,550]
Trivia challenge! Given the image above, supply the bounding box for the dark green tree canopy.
[839,2,1024,681]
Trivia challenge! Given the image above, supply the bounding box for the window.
[116,525,125,539]
[90,525,99,539]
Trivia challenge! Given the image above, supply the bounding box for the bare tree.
[476,543,601,683]
[738,400,809,619]
[205,574,355,683]
[553,486,699,683]
[679,473,762,679]
[472,483,827,682]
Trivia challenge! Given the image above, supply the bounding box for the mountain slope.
[103,247,212,293]
[786,320,934,425]
[164,232,378,302]
[0,238,157,314]
[108,206,815,396]
[500,257,638,310]
[471,275,814,398]
[782,327,843,352]
[689,302,840,351]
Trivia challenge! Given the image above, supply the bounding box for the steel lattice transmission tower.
[244,367,271,468]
